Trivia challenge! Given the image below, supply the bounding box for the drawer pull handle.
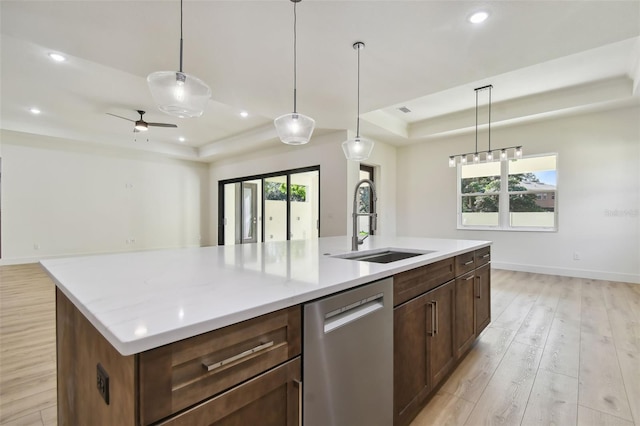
[481,253,490,259]
[202,341,274,372]
[463,260,474,266]
[465,275,475,281]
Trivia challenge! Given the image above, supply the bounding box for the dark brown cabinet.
[393,280,455,426]
[56,290,302,426]
[394,247,491,426]
[475,262,491,335]
[427,281,455,387]
[156,357,301,426]
[454,271,476,359]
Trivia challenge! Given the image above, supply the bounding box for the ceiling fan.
[106,110,177,132]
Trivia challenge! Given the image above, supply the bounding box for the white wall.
[1,131,209,263]
[209,131,398,245]
[397,106,640,283]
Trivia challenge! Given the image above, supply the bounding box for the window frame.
[457,153,558,232]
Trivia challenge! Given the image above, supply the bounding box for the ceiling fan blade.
[147,123,178,128]
[106,112,135,122]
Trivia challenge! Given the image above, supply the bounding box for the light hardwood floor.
[0,264,638,425]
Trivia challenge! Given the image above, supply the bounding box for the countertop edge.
[44,239,491,355]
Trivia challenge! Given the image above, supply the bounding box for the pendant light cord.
[474,88,478,154]
[179,0,184,73]
[356,44,361,138]
[293,1,297,113]
[488,85,492,151]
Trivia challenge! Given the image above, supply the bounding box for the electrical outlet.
[573,252,580,261]
[96,363,110,405]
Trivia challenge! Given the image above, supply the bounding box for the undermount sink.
[333,248,436,264]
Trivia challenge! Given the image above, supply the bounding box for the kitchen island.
[43,236,491,425]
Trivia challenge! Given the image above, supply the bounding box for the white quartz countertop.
[41,236,490,355]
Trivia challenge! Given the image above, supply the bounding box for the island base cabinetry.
[393,280,455,426]
[393,247,491,426]
[156,357,301,426]
[56,289,301,426]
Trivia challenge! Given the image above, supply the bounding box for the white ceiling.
[1,1,639,162]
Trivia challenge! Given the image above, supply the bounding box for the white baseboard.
[491,261,640,284]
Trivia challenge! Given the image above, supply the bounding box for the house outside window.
[458,154,557,231]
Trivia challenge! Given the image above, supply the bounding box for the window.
[458,154,557,231]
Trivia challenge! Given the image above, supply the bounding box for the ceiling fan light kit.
[274,0,316,146]
[342,41,374,162]
[448,85,523,167]
[147,0,211,118]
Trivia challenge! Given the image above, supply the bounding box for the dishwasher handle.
[323,294,384,333]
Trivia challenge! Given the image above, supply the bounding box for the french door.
[219,167,319,246]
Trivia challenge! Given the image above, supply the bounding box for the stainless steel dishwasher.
[303,277,393,426]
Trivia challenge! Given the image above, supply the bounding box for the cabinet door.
[157,357,301,426]
[394,293,430,426]
[454,272,476,359]
[475,264,491,335]
[427,280,455,387]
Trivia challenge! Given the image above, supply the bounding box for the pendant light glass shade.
[342,137,374,162]
[275,0,315,145]
[343,41,374,161]
[274,112,315,145]
[147,0,211,118]
[147,71,211,118]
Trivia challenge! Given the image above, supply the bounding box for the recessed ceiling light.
[469,11,489,24]
[48,52,66,62]
[240,111,249,118]
[179,137,186,142]
[29,107,41,114]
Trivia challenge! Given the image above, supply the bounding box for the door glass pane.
[358,167,374,236]
[241,181,261,243]
[264,175,288,242]
[223,180,262,246]
[223,183,240,245]
[290,170,319,240]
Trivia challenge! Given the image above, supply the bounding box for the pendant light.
[274,0,315,145]
[448,85,523,167]
[342,41,374,161]
[147,0,211,118]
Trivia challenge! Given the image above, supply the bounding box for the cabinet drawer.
[455,251,476,277]
[139,306,301,425]
[160,357,302,426]
[475,246,491,267]
[157,357,301,426]
[394,258,454,306]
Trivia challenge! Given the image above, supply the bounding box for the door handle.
[427,301,437,336]
[294,379,302,426]
[434,300,439,335]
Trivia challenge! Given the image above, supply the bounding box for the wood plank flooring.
[0,264,638,425]
[412,270,640,426]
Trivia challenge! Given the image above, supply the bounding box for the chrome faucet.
[352,179,378,251]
